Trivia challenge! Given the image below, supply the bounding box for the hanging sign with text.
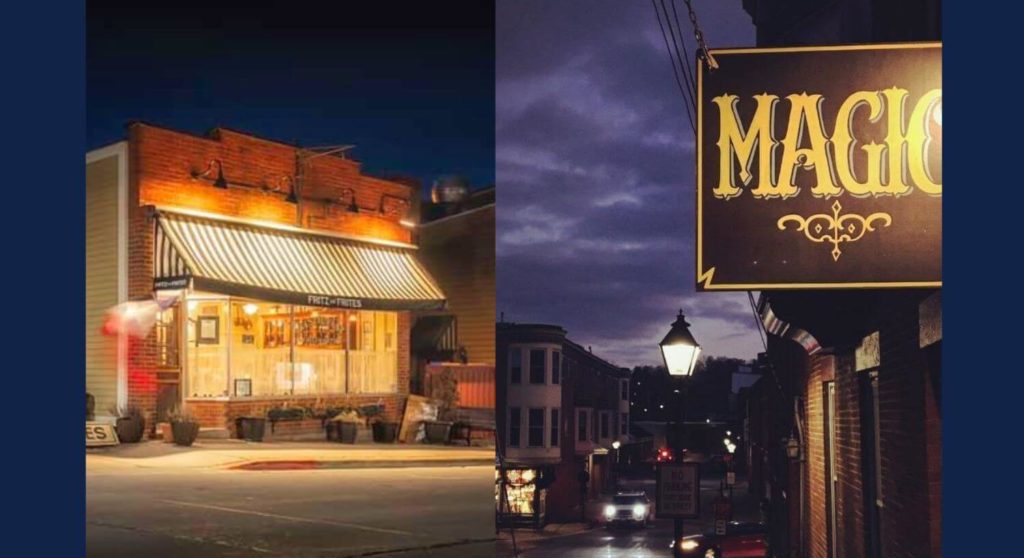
[656,462,700,519]
[697,43,941,290]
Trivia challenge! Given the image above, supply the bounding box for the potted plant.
[236,415,266,442]
[169,407,200,447]
[327,408,361,444]
[369,416,397,443]
[112,404,146,443]
[423,368,459,444]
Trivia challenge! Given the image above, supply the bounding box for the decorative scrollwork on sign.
[777,201,892,261]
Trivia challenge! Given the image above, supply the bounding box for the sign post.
[656,461,700,557]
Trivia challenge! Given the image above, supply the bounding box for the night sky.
[87,1,495,195]
[496,1,762,366]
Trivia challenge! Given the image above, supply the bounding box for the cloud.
[497,0,757,364]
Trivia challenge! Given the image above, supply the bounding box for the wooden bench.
[451,408,496,446]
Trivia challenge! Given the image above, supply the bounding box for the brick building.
[738,4,941,557]
[496,322,630,526]
[85,122,447,434]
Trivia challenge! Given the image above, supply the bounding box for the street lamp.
[659,310,701,376]
[659,309,701,558]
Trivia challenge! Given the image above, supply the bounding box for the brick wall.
[123,123,418,433]
[875,299,937,558]
[833,350,866,558]
[805,354,832,558]
[131,123,412,242]
[781,296,941,558]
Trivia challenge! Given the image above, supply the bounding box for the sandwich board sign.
[86,421,120,447]
[655,462,700,519]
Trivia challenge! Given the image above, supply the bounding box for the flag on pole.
[100,296,179,339]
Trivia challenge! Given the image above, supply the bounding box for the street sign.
[697,43,942,290]
[715,519,727,536]
[655,462,700,519]
[86,421,119,447]
[726,471,736,486]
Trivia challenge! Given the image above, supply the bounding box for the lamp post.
[659,310,701,558]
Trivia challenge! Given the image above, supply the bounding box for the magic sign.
[697,43,941,289]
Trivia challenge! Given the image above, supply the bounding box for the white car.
[602,492,654,528]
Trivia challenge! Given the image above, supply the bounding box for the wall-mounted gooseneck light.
[191,160,228,189]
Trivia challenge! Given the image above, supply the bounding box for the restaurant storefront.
[86,122,446,433]
[151,208,445,431]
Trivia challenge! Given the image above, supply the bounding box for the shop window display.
[184,296,398,399]
[497,468,537,516]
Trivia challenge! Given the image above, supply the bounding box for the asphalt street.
[87,464,495,557]
[498,475,760,558]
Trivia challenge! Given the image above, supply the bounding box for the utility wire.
[670,0,697,90]
[651,0,696,133]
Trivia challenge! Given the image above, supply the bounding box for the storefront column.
[226,300,233,397]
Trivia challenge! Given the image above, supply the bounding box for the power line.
[662,0,696,109]
[651,0,695,133]
[670,0,697,89]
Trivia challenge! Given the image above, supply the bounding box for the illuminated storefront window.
[496,468,538,516]
[184,295,398,399]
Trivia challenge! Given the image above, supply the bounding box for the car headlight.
[604,505,616,519]
[632,504,646,518]
[680,539,700,552]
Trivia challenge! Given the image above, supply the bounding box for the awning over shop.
[153,209,446,311]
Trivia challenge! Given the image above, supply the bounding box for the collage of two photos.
[84,1,942,557]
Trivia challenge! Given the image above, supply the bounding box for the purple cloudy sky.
[496,0,760,367]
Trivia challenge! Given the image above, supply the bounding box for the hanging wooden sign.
[697,43,941,290]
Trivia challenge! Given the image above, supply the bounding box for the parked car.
[602,492,654,528]
[677,522,768,557]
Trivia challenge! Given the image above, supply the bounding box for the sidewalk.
[497,521,593,546]
[86,439,494,472]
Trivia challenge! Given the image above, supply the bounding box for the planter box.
[266,418,327,441]
[327,421,360,444]
[372,421,399,443]
[236,417,266,442]
[423,420,453,444]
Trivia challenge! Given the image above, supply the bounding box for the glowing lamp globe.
[659,310,701,376]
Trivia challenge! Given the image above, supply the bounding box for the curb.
[228,458,494,471]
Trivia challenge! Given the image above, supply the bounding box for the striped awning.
[153,209,446,311]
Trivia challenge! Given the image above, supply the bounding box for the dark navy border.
[2,0,85,555]
[943,2,1024,556]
